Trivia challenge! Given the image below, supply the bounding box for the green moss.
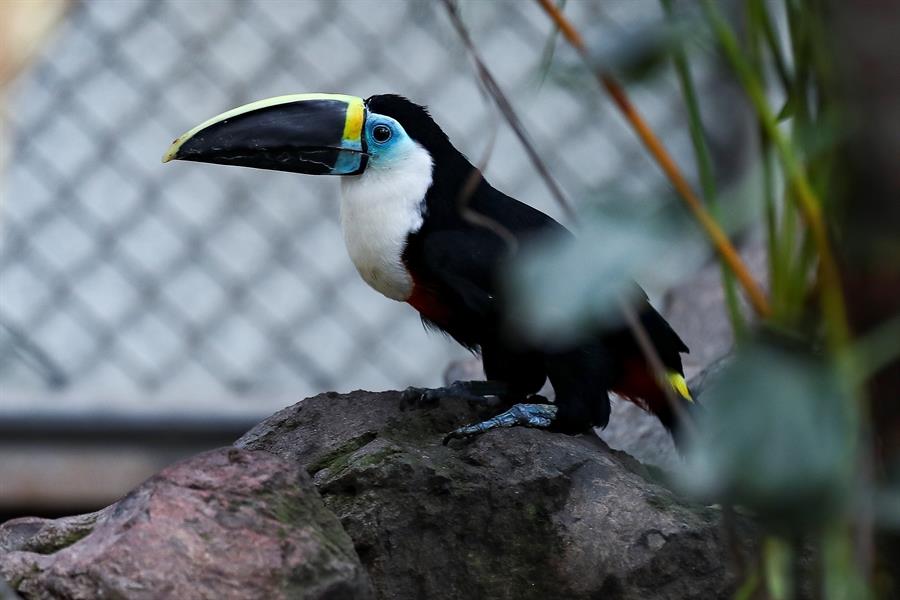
[640,463,672,486]
[443,484,573,598]
[353,446,402,469]
[646,492,677,511]
[26,525,92,554]
[268,489,306,525]
[645,490,713,521]
[307,432,378,476]
[264,491,345,547]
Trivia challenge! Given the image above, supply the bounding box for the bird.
[163,93,695,446]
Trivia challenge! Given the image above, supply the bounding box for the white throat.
[339,141,433,301]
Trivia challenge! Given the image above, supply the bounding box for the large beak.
[162,93,367,175]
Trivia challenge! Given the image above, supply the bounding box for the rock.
[0,447,373,600]
[598,399,680,470]
[3,388,752,600]
[237,390,753,599]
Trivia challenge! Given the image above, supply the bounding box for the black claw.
[400,386,421,403]
[401,386,438,407]
[402,381,511,408]
[442,429,474,446]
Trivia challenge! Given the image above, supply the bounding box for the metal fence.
[0,0,708,411]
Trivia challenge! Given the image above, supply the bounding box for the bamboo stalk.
[535,0,772,319]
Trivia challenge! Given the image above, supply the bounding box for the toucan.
[163,93,695,445]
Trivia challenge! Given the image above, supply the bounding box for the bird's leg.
[442,400,557,445]
[402,380,511,407]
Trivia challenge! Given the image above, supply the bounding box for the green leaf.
[505,200,706,347]
[585,17,699,83]
[677,340,857,532]
[776,94,797,122]
[763,537,791,600]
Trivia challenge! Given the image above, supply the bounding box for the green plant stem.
[763,536,791,600]
[660,0,745,339]
[806,0,835,118]
[733,570,760,600]
[701,0,850,351]
[536,0,566,89]
[778,184,800,320]
[840,314,900,389]
[777,1,808,315]
[785,0,812,134]
[762,147,783,314]
[746,3,784,321]
[749,0,792,92]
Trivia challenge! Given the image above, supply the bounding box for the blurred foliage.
[588,17,698,84]
[679,341,854,531]
[508,198,706,346]
[501,0,899,597]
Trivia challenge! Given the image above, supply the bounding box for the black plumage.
[368,95,692,437]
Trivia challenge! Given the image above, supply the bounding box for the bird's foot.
[401,380,510,407]
[443,401,557,445]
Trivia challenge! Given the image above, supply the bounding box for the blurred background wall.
[0,0,733,516]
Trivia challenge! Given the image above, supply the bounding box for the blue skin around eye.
[332,112,409,175]
[363,115,412,167]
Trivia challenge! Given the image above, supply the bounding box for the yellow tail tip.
[667,372,693,402]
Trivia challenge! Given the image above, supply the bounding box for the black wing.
[409,178,687,366]
[402,180,565,346]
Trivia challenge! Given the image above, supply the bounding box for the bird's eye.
[372,124,392,143]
